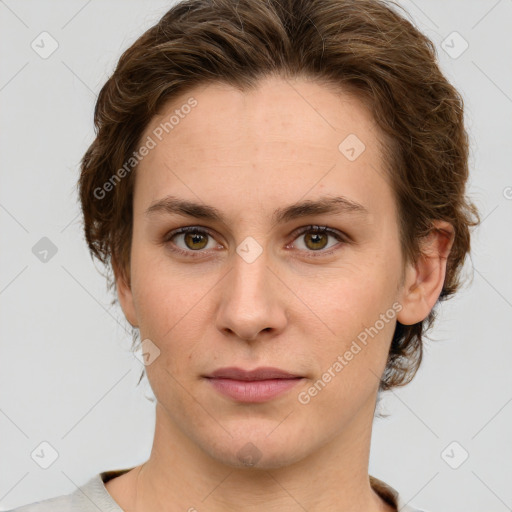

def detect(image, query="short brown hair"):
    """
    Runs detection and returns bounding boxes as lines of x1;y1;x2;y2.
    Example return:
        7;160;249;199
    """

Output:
79;0;480;391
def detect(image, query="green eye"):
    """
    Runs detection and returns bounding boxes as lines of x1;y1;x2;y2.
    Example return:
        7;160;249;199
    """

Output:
165;227;217;257
289;225;346;257
164;224;347;259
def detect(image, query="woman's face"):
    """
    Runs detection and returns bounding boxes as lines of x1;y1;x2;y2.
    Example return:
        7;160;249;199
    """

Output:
118;76;408;469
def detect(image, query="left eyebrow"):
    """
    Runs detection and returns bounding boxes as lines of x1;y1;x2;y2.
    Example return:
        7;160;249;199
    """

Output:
145;194;370;227
271;196;369;227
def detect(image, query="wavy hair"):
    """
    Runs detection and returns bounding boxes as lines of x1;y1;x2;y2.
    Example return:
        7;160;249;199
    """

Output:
79;0;480;391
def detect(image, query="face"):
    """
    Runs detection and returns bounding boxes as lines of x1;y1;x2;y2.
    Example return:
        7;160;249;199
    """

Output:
117;75;413;469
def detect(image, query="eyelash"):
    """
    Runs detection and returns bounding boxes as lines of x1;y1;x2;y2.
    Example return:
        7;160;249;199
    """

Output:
163;225;348;259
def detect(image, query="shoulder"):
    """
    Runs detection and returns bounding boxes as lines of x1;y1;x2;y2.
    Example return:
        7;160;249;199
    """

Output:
4;492;76;512
3;471;125;512
370;474;433;512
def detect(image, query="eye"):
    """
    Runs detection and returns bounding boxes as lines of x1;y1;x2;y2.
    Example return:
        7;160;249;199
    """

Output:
164;226;221;258
288;225;346;257
163;225;347;259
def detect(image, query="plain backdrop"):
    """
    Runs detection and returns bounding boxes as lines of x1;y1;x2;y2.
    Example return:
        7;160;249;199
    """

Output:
0;0;511;510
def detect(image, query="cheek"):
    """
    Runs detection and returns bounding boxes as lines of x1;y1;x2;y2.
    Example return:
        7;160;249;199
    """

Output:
320;256;398;320
134;276;206;351
300;275;398;420
130;239;192;326
311;256;400;368
130;250;216;369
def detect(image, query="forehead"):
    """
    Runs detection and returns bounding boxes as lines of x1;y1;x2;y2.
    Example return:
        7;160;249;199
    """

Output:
134;75;393;220
143;75;381;155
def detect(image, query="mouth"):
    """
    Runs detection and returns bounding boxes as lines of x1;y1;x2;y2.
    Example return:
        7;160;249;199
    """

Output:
203;366;304;403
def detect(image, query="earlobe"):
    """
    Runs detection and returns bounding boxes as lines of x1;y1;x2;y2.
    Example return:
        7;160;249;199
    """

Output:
113;259;139;328
397;221;455;326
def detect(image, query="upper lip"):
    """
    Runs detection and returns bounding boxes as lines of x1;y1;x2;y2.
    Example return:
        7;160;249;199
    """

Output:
205;366;301;381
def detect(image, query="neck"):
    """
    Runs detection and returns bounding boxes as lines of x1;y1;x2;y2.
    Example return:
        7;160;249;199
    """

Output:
125;400;394;512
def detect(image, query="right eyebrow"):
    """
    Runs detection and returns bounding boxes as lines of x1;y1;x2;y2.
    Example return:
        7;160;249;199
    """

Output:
145;194;370;228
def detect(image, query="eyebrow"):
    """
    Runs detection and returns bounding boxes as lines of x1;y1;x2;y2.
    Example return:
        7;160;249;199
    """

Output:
145;194;369;227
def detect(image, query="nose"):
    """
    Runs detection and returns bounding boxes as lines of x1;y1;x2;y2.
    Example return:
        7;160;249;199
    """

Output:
215;247;288;342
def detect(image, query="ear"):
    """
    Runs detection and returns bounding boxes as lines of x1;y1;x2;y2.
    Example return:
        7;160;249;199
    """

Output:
113;258;138;328
396;220;455;326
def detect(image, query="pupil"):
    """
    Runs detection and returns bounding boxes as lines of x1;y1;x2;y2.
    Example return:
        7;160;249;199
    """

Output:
307;233;326;250
186;232;207;249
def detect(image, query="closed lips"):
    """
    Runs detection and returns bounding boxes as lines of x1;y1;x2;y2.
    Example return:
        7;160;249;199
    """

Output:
205;366;302;381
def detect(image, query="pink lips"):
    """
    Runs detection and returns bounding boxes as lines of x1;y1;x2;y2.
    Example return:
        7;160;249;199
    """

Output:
204;366;303;403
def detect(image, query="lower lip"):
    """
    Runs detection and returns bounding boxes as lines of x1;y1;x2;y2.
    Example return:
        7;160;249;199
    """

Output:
206;377;303;403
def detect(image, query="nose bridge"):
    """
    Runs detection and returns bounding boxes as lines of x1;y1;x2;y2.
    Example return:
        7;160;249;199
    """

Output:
230;242;272;310
229;230;270;292
216;238;286;340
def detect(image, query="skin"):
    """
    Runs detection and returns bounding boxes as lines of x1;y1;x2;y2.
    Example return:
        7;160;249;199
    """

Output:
106;75;454;511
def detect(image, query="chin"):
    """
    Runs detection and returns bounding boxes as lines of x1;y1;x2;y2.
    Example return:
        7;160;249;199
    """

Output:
201;428;310;470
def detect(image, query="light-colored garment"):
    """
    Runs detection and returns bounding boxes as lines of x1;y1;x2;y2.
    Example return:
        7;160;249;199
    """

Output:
5;468;429;511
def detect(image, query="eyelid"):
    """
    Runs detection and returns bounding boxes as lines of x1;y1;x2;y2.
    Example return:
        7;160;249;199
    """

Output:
163;226;222;258
285;225;348;257
287;224;346;242
163;224;348;258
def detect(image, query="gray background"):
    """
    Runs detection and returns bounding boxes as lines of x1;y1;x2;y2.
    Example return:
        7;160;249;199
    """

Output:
0;0;511;510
